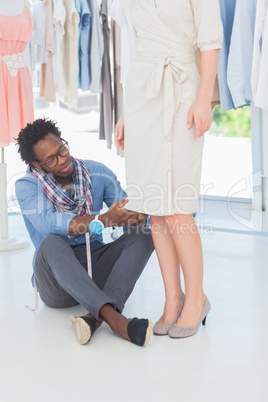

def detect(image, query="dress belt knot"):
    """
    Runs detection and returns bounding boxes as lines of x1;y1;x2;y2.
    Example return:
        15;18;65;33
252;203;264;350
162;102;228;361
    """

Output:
145;57;188;141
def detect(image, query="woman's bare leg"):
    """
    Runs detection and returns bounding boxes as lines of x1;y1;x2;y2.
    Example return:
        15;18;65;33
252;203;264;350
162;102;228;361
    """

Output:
164;214;206;327
150;215;184;323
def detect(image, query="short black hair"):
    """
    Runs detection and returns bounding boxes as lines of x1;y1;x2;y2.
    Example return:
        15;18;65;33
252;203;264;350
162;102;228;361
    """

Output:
16;118;62;165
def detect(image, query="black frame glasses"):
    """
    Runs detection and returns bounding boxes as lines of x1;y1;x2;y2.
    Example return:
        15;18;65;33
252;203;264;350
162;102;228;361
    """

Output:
37;140;70;168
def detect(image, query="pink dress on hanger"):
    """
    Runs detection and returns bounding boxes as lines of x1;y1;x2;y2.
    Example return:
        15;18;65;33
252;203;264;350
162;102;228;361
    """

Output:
0;2;34;148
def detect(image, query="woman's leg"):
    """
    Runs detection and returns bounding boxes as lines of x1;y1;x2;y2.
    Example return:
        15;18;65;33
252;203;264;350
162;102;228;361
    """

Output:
150;215;184;323
164;214;206;327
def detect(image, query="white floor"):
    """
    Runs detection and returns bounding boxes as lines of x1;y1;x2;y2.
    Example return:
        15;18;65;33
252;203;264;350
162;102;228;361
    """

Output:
0;101;265;401
0;214;268;402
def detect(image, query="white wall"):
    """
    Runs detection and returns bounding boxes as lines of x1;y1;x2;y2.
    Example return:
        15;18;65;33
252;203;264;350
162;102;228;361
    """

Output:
261;109;268;231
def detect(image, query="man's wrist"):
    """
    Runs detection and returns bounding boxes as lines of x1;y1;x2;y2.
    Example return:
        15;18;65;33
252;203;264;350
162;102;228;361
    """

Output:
98;213;107;228
89;214;105;234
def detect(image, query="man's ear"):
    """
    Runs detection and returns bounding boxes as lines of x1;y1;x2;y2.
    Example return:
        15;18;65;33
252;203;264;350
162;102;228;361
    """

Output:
31;161;42;171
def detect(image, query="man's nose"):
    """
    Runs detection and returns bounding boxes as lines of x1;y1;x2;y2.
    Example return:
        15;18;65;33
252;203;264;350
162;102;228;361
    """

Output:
58;155;68;165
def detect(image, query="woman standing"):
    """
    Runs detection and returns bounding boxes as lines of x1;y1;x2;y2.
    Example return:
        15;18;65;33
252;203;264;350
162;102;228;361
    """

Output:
115;0;223;338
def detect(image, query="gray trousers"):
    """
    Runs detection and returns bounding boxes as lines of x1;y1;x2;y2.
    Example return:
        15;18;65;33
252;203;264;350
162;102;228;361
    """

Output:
34;227;154;320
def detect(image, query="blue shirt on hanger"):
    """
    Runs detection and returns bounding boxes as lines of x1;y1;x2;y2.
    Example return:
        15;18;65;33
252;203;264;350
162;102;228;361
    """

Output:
217;0;236;111
78;0;92;90
227;0;257;109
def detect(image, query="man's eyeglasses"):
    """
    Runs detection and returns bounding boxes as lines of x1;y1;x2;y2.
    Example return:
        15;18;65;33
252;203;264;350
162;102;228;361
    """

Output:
37;140;70;168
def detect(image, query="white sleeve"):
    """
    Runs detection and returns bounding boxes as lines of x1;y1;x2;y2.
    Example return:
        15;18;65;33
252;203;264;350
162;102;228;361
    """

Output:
190;0;223;52
255;4;268;109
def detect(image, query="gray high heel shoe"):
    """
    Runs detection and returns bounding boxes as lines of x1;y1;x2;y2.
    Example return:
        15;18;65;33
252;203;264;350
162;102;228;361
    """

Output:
168;297;211;338
153;293;185;336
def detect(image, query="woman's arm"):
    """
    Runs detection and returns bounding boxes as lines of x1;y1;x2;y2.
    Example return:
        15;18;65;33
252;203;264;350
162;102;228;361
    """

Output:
188;49;220;141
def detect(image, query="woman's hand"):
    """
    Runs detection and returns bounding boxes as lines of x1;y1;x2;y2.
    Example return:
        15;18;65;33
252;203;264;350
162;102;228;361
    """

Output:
188;49;220;141
115;116;125;150
187;97;212;141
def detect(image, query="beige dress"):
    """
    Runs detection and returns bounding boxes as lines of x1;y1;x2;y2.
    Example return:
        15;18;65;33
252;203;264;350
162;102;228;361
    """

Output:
63;0;79;106
124;0;223;215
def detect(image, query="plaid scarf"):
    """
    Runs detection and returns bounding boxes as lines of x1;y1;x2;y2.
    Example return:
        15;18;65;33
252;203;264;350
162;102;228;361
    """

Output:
28;157;92;216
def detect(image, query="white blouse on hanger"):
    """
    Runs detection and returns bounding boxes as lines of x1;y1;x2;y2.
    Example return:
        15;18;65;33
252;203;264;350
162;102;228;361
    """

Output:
110;0;134;84
120;0;137;52
33;0;47;64
52;0;66;96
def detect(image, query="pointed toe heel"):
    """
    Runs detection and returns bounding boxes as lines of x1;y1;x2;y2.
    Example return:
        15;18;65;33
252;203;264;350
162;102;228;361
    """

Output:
168;298;211;339
153;293;185;336
153;321;174;336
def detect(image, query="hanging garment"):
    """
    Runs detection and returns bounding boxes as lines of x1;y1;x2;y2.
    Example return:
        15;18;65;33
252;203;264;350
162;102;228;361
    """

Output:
63;0;80;106
88;0;104;93
124;0;223;215
99;0;113;149
52;0;67;96
112;19;124;157
23;1;35;76
0;1;34;148
110;0;134;84
121;0;137;52
24;40;35;81
217;0;236;111
78;0;91;90
40;0;56;103
254;1;268;109
252;0;268;102
227;0;257;109
111;20;123;124
33;0;47;65
75;0;81;13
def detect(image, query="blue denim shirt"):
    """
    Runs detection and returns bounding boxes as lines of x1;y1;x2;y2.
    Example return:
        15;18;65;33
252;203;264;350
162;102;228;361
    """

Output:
226;0;257;109
15;160;128;257
217;0;236;111
78;0;91;90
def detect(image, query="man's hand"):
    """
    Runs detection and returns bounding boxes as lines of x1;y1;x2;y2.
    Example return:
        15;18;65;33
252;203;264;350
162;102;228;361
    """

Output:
100;199;148;227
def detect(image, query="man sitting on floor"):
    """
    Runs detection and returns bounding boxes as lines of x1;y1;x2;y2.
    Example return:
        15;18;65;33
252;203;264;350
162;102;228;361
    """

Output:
15;118;154;347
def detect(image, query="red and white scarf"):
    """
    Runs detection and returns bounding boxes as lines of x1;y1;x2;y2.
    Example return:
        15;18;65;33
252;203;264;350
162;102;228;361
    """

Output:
28;157;93;216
